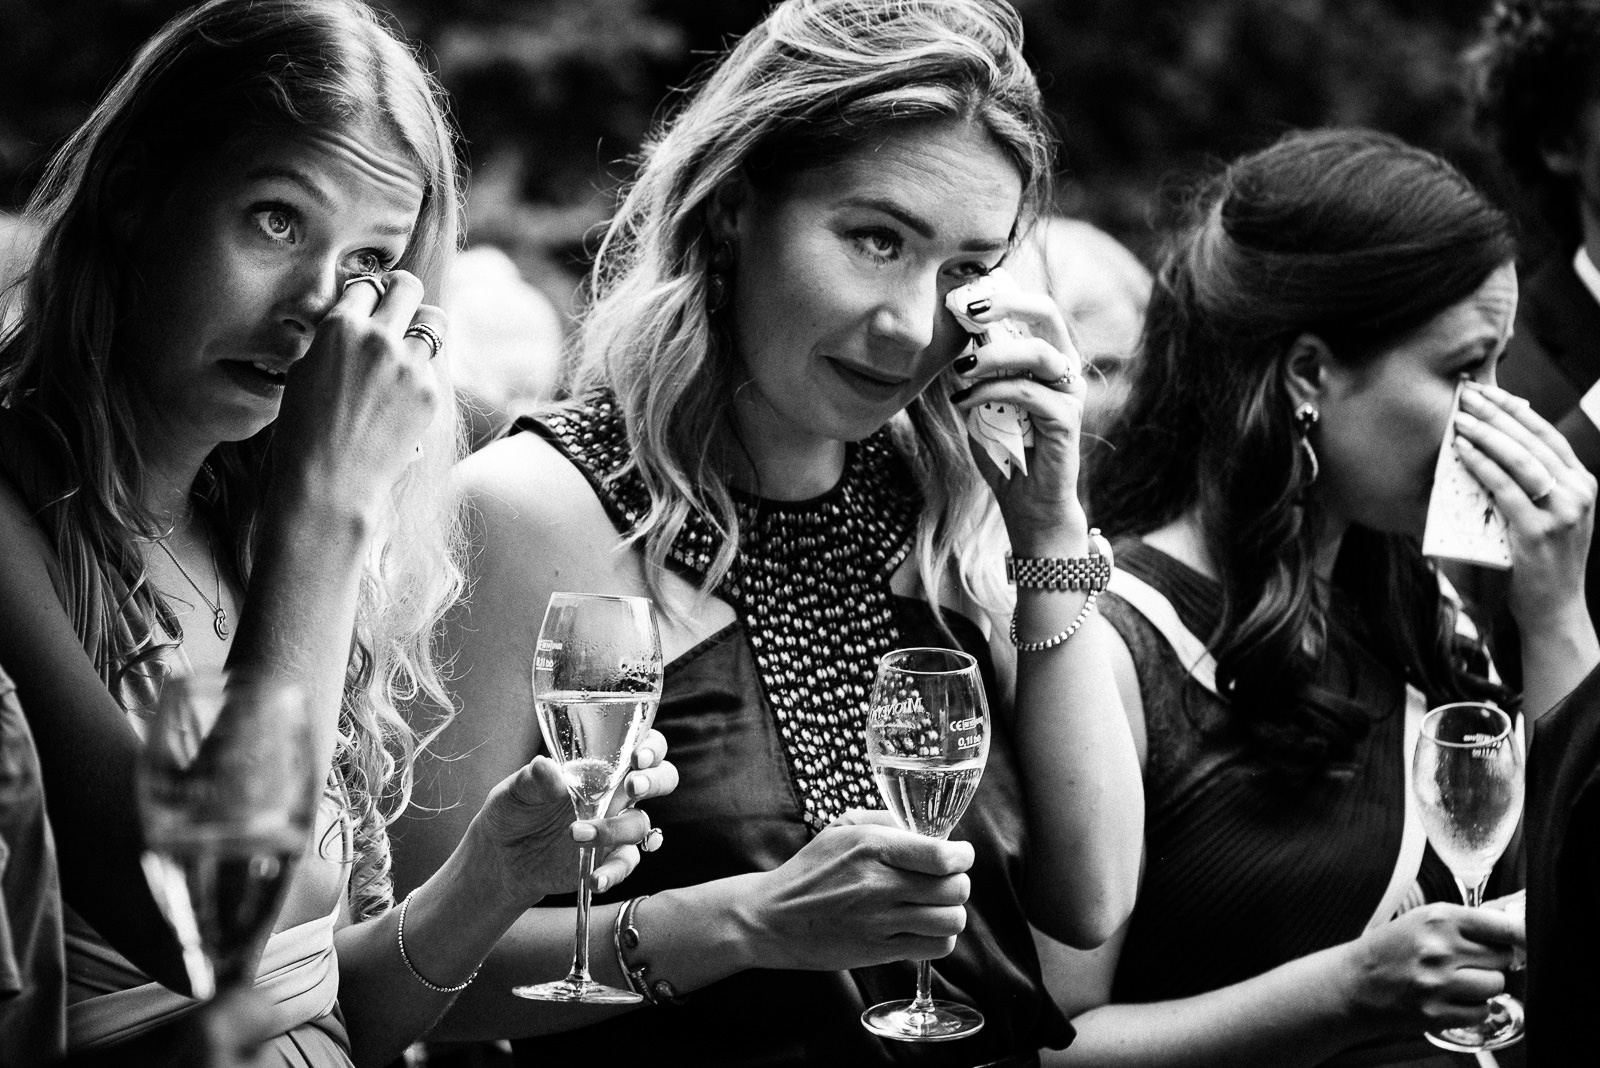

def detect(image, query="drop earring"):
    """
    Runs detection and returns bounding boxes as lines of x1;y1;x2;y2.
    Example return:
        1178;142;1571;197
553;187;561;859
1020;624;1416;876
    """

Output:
706;240;735;313
1294;402;1320;485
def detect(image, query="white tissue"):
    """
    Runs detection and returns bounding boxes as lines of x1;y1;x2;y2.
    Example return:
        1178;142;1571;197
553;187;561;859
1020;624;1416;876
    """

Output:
946;269;1033;479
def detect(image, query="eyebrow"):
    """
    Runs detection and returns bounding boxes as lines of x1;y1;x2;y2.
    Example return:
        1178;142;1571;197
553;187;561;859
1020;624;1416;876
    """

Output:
840;196;1009;253
245;165;416;237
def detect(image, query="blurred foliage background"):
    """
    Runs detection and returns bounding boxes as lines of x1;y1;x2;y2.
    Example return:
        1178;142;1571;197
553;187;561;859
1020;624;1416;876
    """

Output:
0;0;1535;313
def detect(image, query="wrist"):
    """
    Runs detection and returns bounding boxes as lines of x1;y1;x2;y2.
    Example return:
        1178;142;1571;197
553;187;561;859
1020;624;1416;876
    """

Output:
262;472;380;548
1007;507;1091;558
717;874;769;974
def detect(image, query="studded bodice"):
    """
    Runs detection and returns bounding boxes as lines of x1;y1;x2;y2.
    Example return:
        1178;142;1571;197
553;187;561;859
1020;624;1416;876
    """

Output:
534;394;920;831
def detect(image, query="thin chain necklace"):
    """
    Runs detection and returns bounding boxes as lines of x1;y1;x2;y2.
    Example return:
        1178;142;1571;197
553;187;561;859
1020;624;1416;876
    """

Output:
154;528;230;640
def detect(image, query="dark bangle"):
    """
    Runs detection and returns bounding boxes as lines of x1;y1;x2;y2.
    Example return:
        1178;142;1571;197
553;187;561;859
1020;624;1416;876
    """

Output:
613;895;686;1006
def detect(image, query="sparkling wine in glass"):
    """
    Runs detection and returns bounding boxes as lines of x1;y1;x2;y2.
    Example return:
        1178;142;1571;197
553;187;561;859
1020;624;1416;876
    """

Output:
513;592;662;1004
1412;701;1525;1052
860;647;991;1042
136;672;322;1000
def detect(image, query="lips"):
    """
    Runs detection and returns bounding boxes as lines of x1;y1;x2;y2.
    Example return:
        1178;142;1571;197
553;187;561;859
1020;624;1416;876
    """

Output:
219;356;295;397
827;357;910;401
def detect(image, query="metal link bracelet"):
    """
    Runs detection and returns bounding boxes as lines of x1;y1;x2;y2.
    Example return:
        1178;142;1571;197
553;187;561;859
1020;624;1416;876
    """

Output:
1009;590;1099;652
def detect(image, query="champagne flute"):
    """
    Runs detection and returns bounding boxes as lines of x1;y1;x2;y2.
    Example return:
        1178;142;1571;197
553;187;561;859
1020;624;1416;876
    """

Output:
1411;701;1525;1052
860;647;991;1042
136;671;322;1000
513;592;663;1003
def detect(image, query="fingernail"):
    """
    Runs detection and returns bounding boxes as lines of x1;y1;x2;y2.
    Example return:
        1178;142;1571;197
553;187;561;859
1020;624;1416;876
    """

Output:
1456;410;1480;428
594;873;611;894
627;773;646;797
1460;388;1487;410
572;822;597;843
966;298;992;317
949;385;974;405
635;746;657;768
953;353;978;373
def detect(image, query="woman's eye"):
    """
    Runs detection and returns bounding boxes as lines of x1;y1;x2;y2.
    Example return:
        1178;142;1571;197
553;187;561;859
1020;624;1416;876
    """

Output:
852;229;901;262
251;207;296;244
352;250;390;275
951;261;992;281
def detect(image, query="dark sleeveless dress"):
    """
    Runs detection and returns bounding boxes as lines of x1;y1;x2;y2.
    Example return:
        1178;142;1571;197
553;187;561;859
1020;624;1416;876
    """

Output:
1103;542;1520;1067
509;397;1071;1067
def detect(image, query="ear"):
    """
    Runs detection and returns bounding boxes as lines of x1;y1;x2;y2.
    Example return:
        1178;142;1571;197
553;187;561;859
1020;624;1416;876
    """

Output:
1282;332;1333;410
104;141;153;244
704;174;750;244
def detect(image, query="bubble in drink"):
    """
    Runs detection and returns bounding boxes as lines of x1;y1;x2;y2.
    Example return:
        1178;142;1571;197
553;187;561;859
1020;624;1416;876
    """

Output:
870;755;984;839
1414;774;1523;886
535;691;656;814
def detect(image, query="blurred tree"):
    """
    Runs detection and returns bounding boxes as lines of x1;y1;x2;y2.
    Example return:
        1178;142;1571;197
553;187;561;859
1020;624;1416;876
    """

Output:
0;0;1531;301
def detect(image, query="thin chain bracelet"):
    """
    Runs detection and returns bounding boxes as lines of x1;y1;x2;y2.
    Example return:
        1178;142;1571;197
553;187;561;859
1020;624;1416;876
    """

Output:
396;887;480;994
1009;590;1099;652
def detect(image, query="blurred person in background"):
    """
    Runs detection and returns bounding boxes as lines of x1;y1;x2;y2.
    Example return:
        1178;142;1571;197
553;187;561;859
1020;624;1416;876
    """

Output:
1472;0;1600;628
445;244;565;451
0;1;672;1064
1042;127;1596;1067
392;0;1144;1063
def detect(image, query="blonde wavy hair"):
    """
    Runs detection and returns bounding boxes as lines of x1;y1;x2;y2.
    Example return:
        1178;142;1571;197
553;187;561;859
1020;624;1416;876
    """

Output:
575;0;1054;625
0;0;465;918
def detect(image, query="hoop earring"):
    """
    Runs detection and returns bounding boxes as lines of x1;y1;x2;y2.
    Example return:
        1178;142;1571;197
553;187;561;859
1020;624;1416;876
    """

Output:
706;240;735;313
1294;402;1320;485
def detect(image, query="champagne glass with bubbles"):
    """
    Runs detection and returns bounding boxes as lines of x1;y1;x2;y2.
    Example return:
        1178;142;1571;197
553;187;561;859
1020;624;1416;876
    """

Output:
137;671;322;1000
514;592;662;1003
860;647;991;1042
1412;701;1525;1053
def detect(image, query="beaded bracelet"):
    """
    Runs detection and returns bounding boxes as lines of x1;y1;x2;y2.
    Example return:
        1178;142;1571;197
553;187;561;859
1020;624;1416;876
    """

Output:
613;895;685;1006
1009;590;1099;652
396;888;480;994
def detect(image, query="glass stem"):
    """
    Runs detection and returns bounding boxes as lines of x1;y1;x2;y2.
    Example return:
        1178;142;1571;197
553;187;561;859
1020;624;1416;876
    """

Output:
567;845;598;984
909;959;936;1013
1457;874;1488;909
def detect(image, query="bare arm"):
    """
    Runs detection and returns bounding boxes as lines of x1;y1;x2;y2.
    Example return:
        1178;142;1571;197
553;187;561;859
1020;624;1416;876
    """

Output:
388;433;978;1041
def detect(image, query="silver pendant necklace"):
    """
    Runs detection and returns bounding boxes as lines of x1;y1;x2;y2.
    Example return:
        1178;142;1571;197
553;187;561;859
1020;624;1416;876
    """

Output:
154;528;230;640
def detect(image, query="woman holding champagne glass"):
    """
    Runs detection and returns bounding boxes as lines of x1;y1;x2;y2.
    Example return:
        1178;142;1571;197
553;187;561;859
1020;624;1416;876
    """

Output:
1039;128;1598;1066
0;1;673;1064
393;0;1143;1062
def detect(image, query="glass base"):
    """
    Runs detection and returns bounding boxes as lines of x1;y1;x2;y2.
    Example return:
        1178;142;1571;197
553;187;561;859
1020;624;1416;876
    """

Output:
861;998;984;1042
512;977;642;1004
1424;995;1525;1052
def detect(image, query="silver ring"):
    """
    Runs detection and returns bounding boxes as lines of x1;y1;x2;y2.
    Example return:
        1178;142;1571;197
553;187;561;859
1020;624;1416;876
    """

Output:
640;827;664;854
403;321;443;361
1040;366;1077;391
342;273;386;298
1529;483;1555;505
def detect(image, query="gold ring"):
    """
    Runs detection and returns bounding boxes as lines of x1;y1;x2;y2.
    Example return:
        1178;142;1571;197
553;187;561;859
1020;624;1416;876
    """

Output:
403;321;443;360
641;827;664;853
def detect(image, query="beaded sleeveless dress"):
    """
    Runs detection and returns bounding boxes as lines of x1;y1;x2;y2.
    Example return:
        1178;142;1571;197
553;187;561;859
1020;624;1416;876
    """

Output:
1102;542;1520;1068
511;395;1071;1067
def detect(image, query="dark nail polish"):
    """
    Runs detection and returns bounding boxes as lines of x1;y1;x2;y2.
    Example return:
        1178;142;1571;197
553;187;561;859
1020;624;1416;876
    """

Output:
949;385;974;404
966;298;992;317
954;353;978;373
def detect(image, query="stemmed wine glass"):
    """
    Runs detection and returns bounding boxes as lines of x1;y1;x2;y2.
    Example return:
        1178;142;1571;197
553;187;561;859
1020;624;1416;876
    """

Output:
860;647;991;1042
136;671;323;1000
1411;701;1525;1052
513;592;663;1003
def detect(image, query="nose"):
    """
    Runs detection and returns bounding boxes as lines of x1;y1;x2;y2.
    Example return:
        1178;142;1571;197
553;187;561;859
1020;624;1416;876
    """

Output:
867;270;939;357
280;254;347;335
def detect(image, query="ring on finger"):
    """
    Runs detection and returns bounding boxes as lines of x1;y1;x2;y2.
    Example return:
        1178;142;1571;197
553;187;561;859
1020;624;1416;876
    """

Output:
1038;366;1077;391
403;321;444;361
343;273;386;298
641;827;664;854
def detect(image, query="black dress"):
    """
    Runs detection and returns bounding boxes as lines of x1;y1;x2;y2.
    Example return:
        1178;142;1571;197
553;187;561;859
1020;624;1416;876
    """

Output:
1102;542;1519;1067
509;396;1071;1067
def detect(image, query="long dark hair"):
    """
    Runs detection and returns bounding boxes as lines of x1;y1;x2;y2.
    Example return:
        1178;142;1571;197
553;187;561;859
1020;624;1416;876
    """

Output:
1093;128;1514;784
